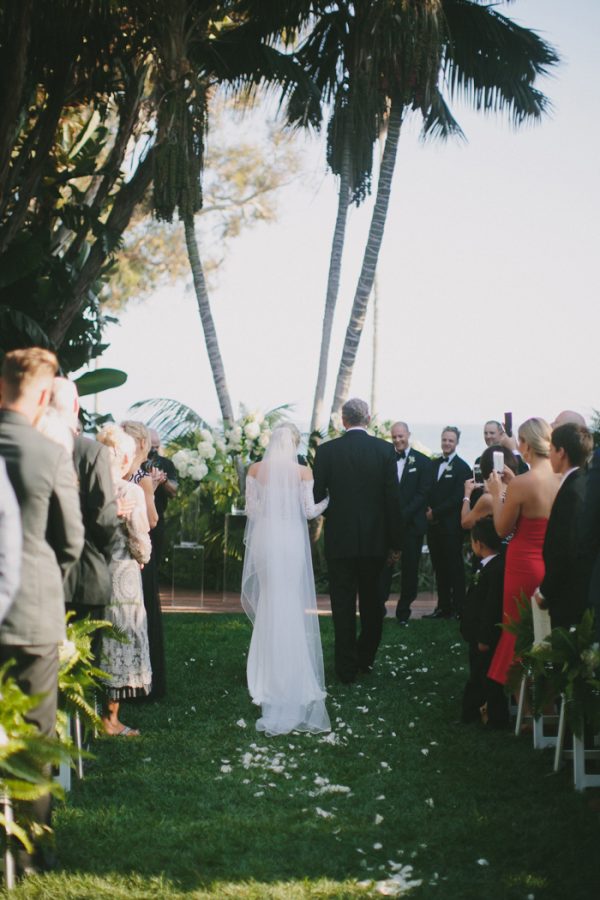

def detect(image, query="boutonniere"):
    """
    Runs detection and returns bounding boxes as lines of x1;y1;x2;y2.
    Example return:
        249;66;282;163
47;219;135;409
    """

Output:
472;571;480;586
408;455;415;466
445;464;453;473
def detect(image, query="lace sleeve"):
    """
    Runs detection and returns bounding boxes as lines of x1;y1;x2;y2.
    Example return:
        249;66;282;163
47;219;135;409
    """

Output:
125;484;152;565
301;480;329;520
245;475;260;518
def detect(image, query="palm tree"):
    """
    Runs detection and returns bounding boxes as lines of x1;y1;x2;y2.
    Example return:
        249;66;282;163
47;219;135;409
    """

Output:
290;0;452;433
328;0;559;419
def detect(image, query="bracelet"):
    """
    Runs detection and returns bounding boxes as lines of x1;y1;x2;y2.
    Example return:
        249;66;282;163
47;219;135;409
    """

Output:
462;497;470;503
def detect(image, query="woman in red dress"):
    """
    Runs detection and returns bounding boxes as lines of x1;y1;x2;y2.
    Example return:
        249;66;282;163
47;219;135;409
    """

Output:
486;418;560;686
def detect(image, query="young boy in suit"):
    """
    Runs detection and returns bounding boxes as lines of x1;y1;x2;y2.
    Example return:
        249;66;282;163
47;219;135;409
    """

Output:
460;517;508;728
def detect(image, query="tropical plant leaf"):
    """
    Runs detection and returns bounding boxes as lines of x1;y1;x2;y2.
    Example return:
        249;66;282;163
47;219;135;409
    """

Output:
74;367;127;396
128;398;210;441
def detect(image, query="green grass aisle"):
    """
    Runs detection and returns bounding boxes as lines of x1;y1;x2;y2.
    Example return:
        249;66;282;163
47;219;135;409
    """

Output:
5;615;599;899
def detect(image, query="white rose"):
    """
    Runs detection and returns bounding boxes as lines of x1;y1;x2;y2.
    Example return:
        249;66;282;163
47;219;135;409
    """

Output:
189;462;208;481
59;639;77;665
199;428;213;443
258;431;270;449
244;421;260;440
197;441;216;460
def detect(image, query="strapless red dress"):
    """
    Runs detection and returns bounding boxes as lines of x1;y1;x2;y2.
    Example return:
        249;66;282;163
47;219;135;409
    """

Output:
488;516;548;686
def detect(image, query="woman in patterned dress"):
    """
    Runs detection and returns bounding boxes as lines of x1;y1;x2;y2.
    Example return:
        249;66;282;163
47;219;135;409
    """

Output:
96;424;152;736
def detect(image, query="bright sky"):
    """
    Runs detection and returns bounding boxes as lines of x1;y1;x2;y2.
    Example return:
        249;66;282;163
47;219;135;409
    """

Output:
95;0;600;437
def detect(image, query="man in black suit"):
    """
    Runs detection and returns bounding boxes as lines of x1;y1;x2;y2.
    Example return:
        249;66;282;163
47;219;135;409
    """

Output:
534;423;592;629
379;421;433;625
148;428;178;566
424;426;472;619
0;349;84;873
313;398;401;683
580;445;600;642
50;378;121;653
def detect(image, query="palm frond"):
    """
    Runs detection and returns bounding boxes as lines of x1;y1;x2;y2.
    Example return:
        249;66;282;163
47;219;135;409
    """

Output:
127;398;209;441
441;0;560;126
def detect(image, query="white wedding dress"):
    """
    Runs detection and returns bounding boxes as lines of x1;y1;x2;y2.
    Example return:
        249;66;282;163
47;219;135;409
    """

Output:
242;428;331;736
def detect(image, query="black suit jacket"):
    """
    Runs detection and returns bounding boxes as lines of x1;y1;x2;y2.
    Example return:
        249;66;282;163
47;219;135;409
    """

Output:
460;553;504;648
540;468;587;629
579;448;600;637
397;448;433;535
313;429;401;558
64;435;120;608
428;454;472;534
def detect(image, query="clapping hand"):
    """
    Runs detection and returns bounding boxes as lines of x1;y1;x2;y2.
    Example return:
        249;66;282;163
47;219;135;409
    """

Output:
150;467;167;490
117;494;135;519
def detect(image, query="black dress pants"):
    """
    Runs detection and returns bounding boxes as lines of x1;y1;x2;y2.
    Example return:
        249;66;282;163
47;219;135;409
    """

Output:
328;556;385;682
427;527;466;615
461;643;509;728
0;643;58;862
379;530;424;619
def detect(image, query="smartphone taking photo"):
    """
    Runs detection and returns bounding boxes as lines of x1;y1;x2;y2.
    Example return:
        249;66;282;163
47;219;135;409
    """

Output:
493;451;505;474
503;411;513;438
473;463;484;484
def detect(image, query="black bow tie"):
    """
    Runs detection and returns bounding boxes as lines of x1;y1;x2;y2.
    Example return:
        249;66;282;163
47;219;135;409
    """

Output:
396;450;406;460
441;455;451;463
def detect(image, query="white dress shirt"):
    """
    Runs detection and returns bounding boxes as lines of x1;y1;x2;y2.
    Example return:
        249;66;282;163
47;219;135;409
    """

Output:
437;450;456;481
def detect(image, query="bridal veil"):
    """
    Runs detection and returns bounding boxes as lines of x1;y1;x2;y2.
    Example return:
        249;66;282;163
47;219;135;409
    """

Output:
241;424;330;735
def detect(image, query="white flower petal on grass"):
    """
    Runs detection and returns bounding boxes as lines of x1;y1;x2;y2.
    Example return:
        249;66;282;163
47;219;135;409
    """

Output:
220;764;232;774
375;814;384;825
476;858;489;866
408;722;415;729
425;798;435;808
373;842;383;850
236;718;247;728
254;791;264;797
315;807;334;818
380;761;391;770
421;749;429;756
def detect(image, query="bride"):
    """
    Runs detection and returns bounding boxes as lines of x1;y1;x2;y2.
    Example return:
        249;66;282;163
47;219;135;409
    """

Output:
241;423;331;736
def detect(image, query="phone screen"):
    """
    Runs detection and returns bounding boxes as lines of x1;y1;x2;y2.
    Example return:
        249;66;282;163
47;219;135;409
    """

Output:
504;411;513;438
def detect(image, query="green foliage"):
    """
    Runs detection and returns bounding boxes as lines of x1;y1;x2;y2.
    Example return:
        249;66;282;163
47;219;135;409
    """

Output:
0;663;71;852
58;615;128;738
504;599;600;740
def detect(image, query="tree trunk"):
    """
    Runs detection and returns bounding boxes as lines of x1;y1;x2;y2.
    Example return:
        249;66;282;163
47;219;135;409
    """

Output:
0;0;33;206
48;150;155;347
370;274;379;417
183;215;234;426
309;141;351;436
330;101;402;422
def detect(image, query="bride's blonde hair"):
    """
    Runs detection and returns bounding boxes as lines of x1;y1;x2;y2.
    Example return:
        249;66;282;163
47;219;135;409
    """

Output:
272;423;301;447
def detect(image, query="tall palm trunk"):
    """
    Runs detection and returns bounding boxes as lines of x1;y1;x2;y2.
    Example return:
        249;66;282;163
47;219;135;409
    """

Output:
309;141;351;436
370;274;379;417
183;215;234;426
330;101;402;421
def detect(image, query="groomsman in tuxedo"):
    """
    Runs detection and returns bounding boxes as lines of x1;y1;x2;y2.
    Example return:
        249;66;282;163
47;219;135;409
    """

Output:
424;426;472;619
0;349;84;873
534;423;592;628
379;421;433;624
313;398;401;683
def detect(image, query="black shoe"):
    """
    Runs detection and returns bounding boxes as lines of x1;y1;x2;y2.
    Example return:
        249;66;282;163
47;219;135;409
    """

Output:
396;617;409;627
422;609;452;620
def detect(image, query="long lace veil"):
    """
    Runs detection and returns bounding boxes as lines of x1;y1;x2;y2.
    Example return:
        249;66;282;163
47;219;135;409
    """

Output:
241;424;329;735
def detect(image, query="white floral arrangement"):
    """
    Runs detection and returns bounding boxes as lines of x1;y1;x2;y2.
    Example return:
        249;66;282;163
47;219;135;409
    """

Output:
171;407;277;484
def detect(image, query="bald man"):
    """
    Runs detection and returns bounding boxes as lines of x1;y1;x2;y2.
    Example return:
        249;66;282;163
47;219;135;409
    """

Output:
551;410;587;429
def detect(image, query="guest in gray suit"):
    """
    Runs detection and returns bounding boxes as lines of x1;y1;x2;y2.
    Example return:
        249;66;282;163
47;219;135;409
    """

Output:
0;456;21;624
0;348;84;874
49;378;121;652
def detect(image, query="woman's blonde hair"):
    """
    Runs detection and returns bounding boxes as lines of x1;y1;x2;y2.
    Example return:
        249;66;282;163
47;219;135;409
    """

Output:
518;417;551;458
97;423;136;472
120;420;151;455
